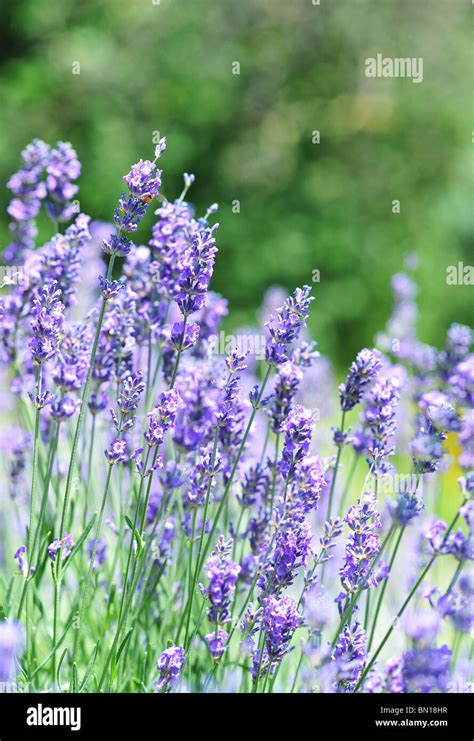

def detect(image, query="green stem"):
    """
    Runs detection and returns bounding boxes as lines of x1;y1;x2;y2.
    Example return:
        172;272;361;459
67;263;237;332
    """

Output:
183;428;220;650
25;363;43;678
326;410;346;523
73;464;114;665
367;525;405;652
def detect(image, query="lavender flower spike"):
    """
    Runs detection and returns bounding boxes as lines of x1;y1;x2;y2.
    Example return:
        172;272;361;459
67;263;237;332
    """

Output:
155;645;185;693
338;349;382;412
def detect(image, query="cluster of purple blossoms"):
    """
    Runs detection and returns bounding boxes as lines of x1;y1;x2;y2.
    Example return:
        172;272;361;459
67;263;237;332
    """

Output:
155;645;185;693
438;323;472;380
4;139;49;262
14;545;28;577
174;224;219;318
333;621;367;692
0;622;24;683
252;594;300;679
338;493;381;603
263;360;302;434
144;389;181;447
449;354;474;406
105;371;146;465
44;141;81;223
109;142;166;253
202;536;241;628
48;533;74;562
278;405;314;481
29;282;65;365
363;376;401;475
387;482;424;527
338;349;382;413
265;285;313;365
259;520;312;593
400;645;452;693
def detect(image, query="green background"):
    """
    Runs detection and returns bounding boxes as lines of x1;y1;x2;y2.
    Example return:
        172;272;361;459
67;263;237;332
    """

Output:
0;0;472;368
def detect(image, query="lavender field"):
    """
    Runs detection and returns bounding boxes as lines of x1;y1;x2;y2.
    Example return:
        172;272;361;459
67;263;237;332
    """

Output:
0;137;471;696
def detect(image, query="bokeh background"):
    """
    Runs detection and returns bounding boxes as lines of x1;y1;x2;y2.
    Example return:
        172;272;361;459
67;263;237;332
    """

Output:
0;0;472;369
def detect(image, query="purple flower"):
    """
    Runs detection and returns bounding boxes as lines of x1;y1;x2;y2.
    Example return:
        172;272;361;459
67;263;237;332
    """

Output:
419;390;461;433
155;644;185;692
48;533;73;561
237;464;269;509
170;321;200;351
259;519;312;592
4;139;49;262
13;546;27;577
364;376;401;474
339;493;381;601
114;154;164;234
387;484;424;526
0;622;24;683
44;141;81;223
88;538;108;569
265;285;314;365
411;415;446;474
202;536;240;625
29;282;65;364
98;276;125;301
104;438;128;465
450;355;474;407
50;396;80;421
145;389;181;447
205;629;229;662
338;349;382;412
253;595;300;679
174;224;219;316
278;405;314;480
401;645;451;693
333;621;367;692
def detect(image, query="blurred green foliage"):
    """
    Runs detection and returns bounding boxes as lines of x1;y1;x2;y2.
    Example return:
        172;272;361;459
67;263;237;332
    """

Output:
0;0;472;368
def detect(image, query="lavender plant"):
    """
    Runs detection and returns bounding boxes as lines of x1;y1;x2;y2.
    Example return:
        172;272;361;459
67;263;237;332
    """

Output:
0;140;472;695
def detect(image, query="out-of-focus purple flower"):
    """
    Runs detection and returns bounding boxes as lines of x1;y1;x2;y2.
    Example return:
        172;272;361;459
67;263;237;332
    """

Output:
13;546;27;577
411;415;446;475
419;390;461;433
450;355;474;407
333;621;367;693
0;622;24;683
44;141;80;223
265;286;313;365
318;518;343;563
88;538;107;569
185;446;222;507
48;533;73;561
155;644;185;692
438;323;472;380
387;481;424;527
4;139;49;262
338;349;382;412
402;609;440;646
459;410;474;472
238;464;269;509
50;396;80;421
401;645;451;693
170;321;200;351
